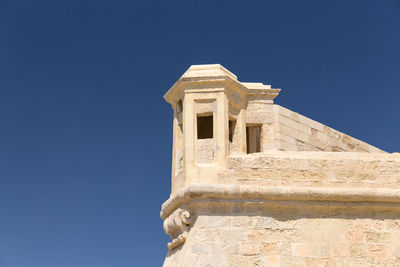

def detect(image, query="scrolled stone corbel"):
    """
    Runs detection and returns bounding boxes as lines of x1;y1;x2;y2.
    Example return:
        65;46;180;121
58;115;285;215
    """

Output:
163;208;193;250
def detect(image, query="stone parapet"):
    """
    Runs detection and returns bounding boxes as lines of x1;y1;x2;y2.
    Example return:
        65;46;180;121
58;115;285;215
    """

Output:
220;151;400;189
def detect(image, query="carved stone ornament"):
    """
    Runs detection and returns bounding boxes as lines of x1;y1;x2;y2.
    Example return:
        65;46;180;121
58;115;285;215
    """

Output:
163;208;193;250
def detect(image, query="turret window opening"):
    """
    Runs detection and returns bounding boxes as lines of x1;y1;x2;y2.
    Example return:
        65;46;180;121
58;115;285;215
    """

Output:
197;115;213;139
246;125;261;153
229;120;236;143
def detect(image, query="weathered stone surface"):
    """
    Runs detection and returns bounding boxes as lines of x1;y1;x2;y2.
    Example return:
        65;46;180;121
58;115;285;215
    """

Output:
163;200;400;266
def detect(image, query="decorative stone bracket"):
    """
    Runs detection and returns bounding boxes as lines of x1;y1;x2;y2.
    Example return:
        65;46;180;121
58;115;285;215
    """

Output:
163;208;193;250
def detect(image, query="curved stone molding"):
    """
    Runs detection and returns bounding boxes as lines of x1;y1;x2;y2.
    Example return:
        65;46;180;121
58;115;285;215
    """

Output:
163;208;193;250
160;183;400;220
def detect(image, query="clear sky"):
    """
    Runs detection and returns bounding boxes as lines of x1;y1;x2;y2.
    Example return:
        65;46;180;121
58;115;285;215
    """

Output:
0;0;399;266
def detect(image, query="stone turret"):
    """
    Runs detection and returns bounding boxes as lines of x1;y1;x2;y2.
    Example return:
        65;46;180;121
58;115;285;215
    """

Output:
164;64;280;193
161;65;400;266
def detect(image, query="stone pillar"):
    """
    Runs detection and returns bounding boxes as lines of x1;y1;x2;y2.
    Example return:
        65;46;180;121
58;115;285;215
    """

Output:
215;92;230;164
235;108;247;154
182;93;195;186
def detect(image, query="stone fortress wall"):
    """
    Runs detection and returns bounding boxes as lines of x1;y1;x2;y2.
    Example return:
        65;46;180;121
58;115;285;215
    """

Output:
161;64;400;267
245;99;382;153
164;191;400;267
272;105;382;153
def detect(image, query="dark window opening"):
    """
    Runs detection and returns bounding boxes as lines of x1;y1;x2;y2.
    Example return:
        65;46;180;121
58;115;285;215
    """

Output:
229;120;236;142
176;100;183;113
197;116;213;139
246;126;261;153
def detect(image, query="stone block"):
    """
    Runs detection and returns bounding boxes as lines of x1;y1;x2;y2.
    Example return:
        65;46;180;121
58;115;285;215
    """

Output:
240;243;260;256
291;243;307;257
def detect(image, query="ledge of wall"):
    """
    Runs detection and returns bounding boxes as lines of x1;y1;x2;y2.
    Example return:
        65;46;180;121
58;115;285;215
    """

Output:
160;183;400;220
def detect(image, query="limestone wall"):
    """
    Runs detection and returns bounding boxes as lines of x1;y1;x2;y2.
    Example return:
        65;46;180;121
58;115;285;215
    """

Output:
242;103;383;153
164;200;400;267
162;152;400;267
273;105;383;153
220;152;400;189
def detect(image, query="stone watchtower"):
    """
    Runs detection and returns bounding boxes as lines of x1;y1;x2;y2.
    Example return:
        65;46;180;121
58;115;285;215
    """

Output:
161;64;400;266
163;64;280;194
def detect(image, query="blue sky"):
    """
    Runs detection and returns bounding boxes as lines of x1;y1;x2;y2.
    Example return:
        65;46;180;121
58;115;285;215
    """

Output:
0;0;399;266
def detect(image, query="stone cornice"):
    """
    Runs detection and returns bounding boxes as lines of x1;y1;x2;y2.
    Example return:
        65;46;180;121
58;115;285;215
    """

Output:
163;76;247;105
163;64;281;106
160;183;400;220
